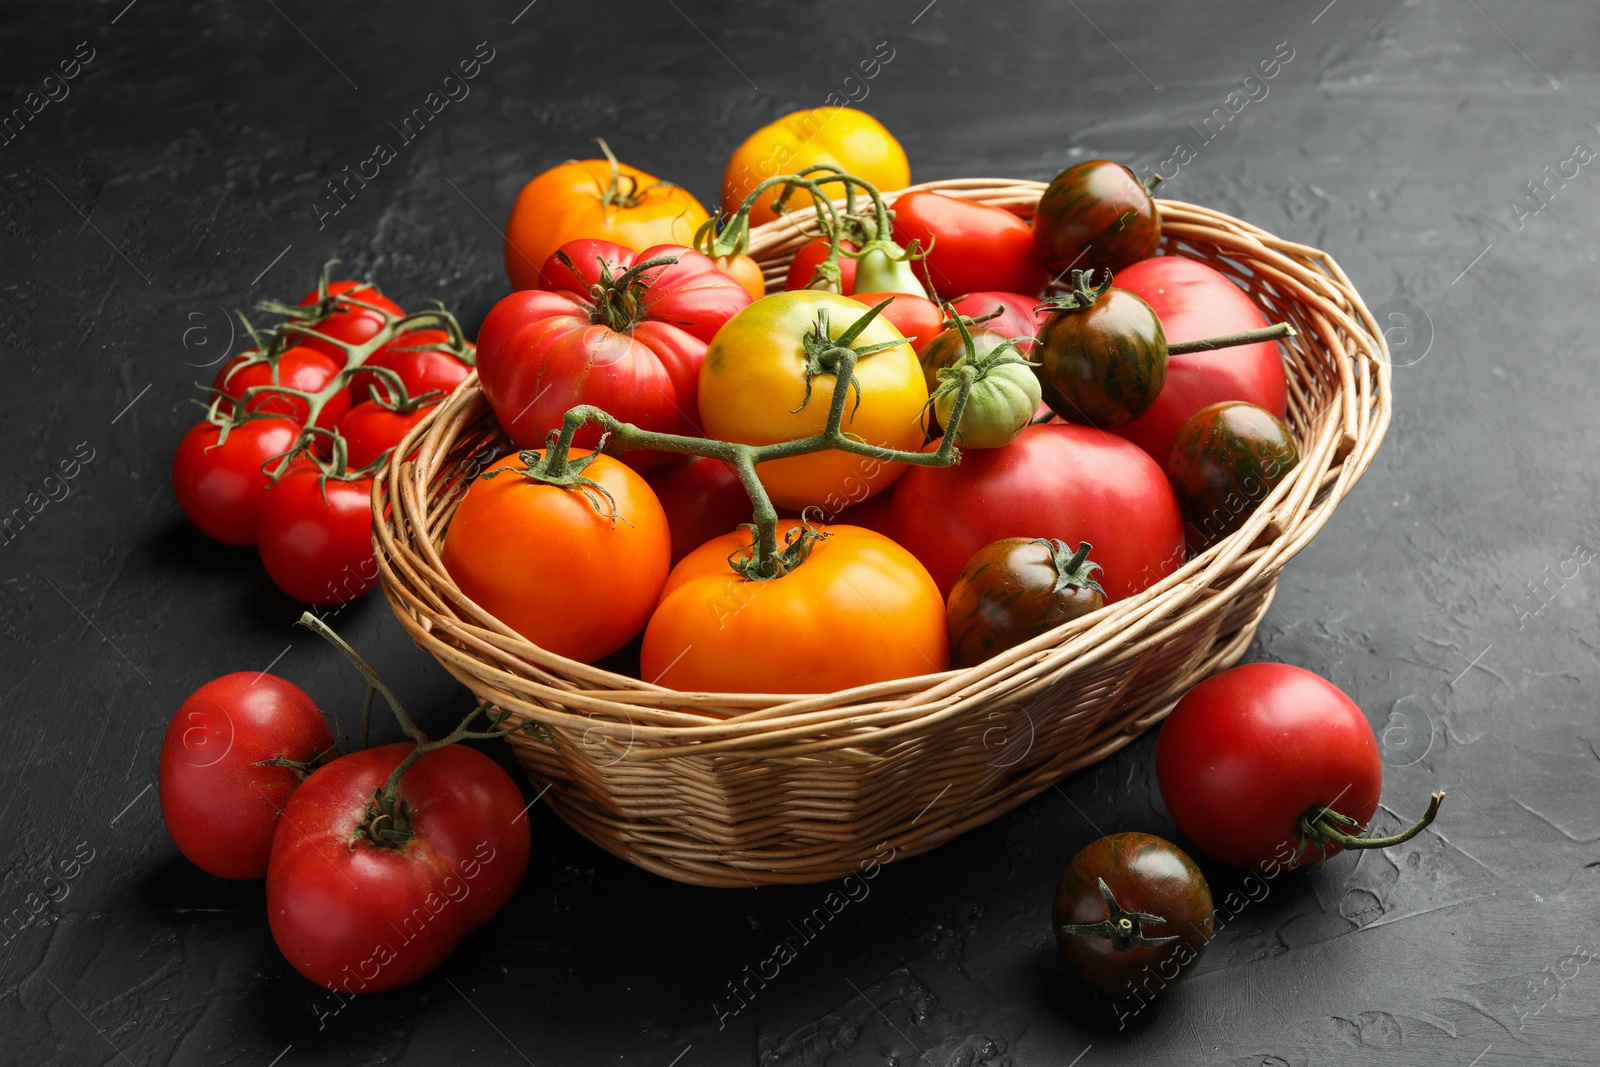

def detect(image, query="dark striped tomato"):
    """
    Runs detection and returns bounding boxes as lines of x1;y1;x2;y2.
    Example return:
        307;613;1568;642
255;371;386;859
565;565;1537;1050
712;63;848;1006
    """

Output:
1032;160;1160;277
1034;274;1167;428
1168;401;1299;549
946;538;1105;667
1053;832;1213;999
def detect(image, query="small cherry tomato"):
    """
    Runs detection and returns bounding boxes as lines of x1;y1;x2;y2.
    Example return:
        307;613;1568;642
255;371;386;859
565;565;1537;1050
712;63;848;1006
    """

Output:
159;672;334;880
852;291;942;351
267;742;531;994
256;465;379;606
784;237;858;293
1157;664;1443;871
348;328;472;405
1035;271;1167;428
714;253;767;300
1053;832;1213;999
214;346;350;430
337;399;435;471
724;107;909;227
890;190;1046;299
292;280;405;364
644;455;754;566
1033;160;1160;277
641;521;948;693
946;539;1104;667
1168;401;1299;549
441;450;671;663
171;417;303;546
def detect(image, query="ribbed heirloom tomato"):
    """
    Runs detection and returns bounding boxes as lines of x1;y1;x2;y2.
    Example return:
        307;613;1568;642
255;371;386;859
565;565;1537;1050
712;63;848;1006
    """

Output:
504;149;709;291
441;450;670;663
641;521;948;693
723;107;909;227
698;291;927;511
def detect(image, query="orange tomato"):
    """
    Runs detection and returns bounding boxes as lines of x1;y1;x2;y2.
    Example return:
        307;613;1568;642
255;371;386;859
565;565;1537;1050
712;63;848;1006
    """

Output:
697;291;928;512
722;108;910;227
504;150;709;291
441;450;670;663
714;253;767;300
641;521;948;693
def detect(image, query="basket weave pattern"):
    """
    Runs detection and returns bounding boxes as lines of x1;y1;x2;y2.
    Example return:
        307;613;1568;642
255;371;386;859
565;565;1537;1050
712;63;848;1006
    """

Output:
373;179;1392;887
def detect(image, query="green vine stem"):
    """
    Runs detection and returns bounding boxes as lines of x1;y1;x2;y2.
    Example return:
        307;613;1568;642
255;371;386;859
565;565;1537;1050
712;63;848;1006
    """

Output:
1294;791;1446;865
504;297;983;580
1040;268;1297;353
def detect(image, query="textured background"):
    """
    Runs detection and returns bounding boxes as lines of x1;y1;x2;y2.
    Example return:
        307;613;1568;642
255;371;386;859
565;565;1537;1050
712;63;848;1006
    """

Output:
1;1;1596;1064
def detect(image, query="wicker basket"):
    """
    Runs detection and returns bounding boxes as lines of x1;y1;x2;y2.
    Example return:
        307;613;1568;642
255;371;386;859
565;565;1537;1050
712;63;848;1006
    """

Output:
372;178;1392;887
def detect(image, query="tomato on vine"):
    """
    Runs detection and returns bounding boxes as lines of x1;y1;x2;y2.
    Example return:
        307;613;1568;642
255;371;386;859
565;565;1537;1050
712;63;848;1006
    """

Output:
213;345;350;430
287;280;405;365
348;327;472;405
785;237;858;293
337;397;435;470
1053;832;1213;999
256;458;379;605
946;539;1104;667
171;416;303;546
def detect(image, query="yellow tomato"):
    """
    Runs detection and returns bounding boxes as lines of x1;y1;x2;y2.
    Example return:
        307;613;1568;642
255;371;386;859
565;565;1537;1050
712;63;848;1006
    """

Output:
698;291;927;512
722;108;910;227
504;152;709;291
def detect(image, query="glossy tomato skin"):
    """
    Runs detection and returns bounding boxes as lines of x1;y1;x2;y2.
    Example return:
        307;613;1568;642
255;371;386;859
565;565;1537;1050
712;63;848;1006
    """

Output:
1035;288;1167;428
698;291;927;511
1156;663;1382;871
852;291;942;351
266;743;531;994
477;240;750;469
946;538;1104;667
1168;401;1299;549
724;108;909;227
172;417;303;546
337;400;434;471
293;281;404;365
641;521;947;693
214;346;349;429
349;329;472;405
715;253;767;300
256;466;378;605
1033;160;1160;276
891;191;1046;299
1053;832;1213;999
441;451;670;663
159;673;333;880
918;326;1012;393
784;237;858;293
1111;256;1288;465
505;157;708;291
883;423;1186;602
644;455;753;566
947;291;1047;350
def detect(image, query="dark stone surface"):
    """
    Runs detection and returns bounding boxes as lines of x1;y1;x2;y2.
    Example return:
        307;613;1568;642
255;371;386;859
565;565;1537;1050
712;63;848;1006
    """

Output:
1;0;1594;1063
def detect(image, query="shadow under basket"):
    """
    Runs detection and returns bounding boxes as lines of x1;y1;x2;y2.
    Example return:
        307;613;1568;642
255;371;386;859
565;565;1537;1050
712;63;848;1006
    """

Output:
372;179;1393;887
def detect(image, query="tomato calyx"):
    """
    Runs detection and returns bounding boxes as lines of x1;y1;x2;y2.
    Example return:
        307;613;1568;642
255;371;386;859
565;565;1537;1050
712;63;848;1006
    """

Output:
727;514;830;582
1058;876;1180;952
481;438;627;527
794;299;904;415
557;249;683;334
939;304;1007;331
923;310;1038;445
583;137;676;213
1036;539;1106;598
1292;790;1446;866
1037;268;1116;315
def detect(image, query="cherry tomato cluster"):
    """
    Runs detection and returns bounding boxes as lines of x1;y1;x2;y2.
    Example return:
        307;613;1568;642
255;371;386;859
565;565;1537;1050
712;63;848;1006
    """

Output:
157;615;535;995
171;273;473;605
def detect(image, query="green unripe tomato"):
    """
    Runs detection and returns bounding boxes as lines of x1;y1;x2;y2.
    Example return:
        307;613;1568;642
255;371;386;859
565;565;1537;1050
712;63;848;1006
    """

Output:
934;355;1041;449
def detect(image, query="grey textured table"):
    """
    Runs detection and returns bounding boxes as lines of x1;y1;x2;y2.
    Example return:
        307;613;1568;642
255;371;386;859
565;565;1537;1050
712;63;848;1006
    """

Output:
1;1;1594;1064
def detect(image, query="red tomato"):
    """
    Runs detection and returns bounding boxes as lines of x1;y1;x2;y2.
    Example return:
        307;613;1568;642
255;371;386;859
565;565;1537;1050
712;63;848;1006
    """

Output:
159;672;333;880
1110;256;1288;465
267;743;531;994
851;291;942;351
945;291;1047;354
475;239;752;469
1156;663;1383;871
784;237;858;293
172;417;302;546
349;329;472;404
256;465;378;605
213;346;350;430
882;423;1185;602
293;280;405;364
337;399;435;470
644;455;753;565
890;191;1046;300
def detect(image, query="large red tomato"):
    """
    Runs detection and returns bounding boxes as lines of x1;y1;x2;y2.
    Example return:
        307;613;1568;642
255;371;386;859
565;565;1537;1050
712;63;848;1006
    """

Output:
267;743;531;994
1110;256;1288;465
475;239;752;469
1156;663;1383;871
784;237;858;293
890;191;1046;300
882;423;1185;602
159;673;333;880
